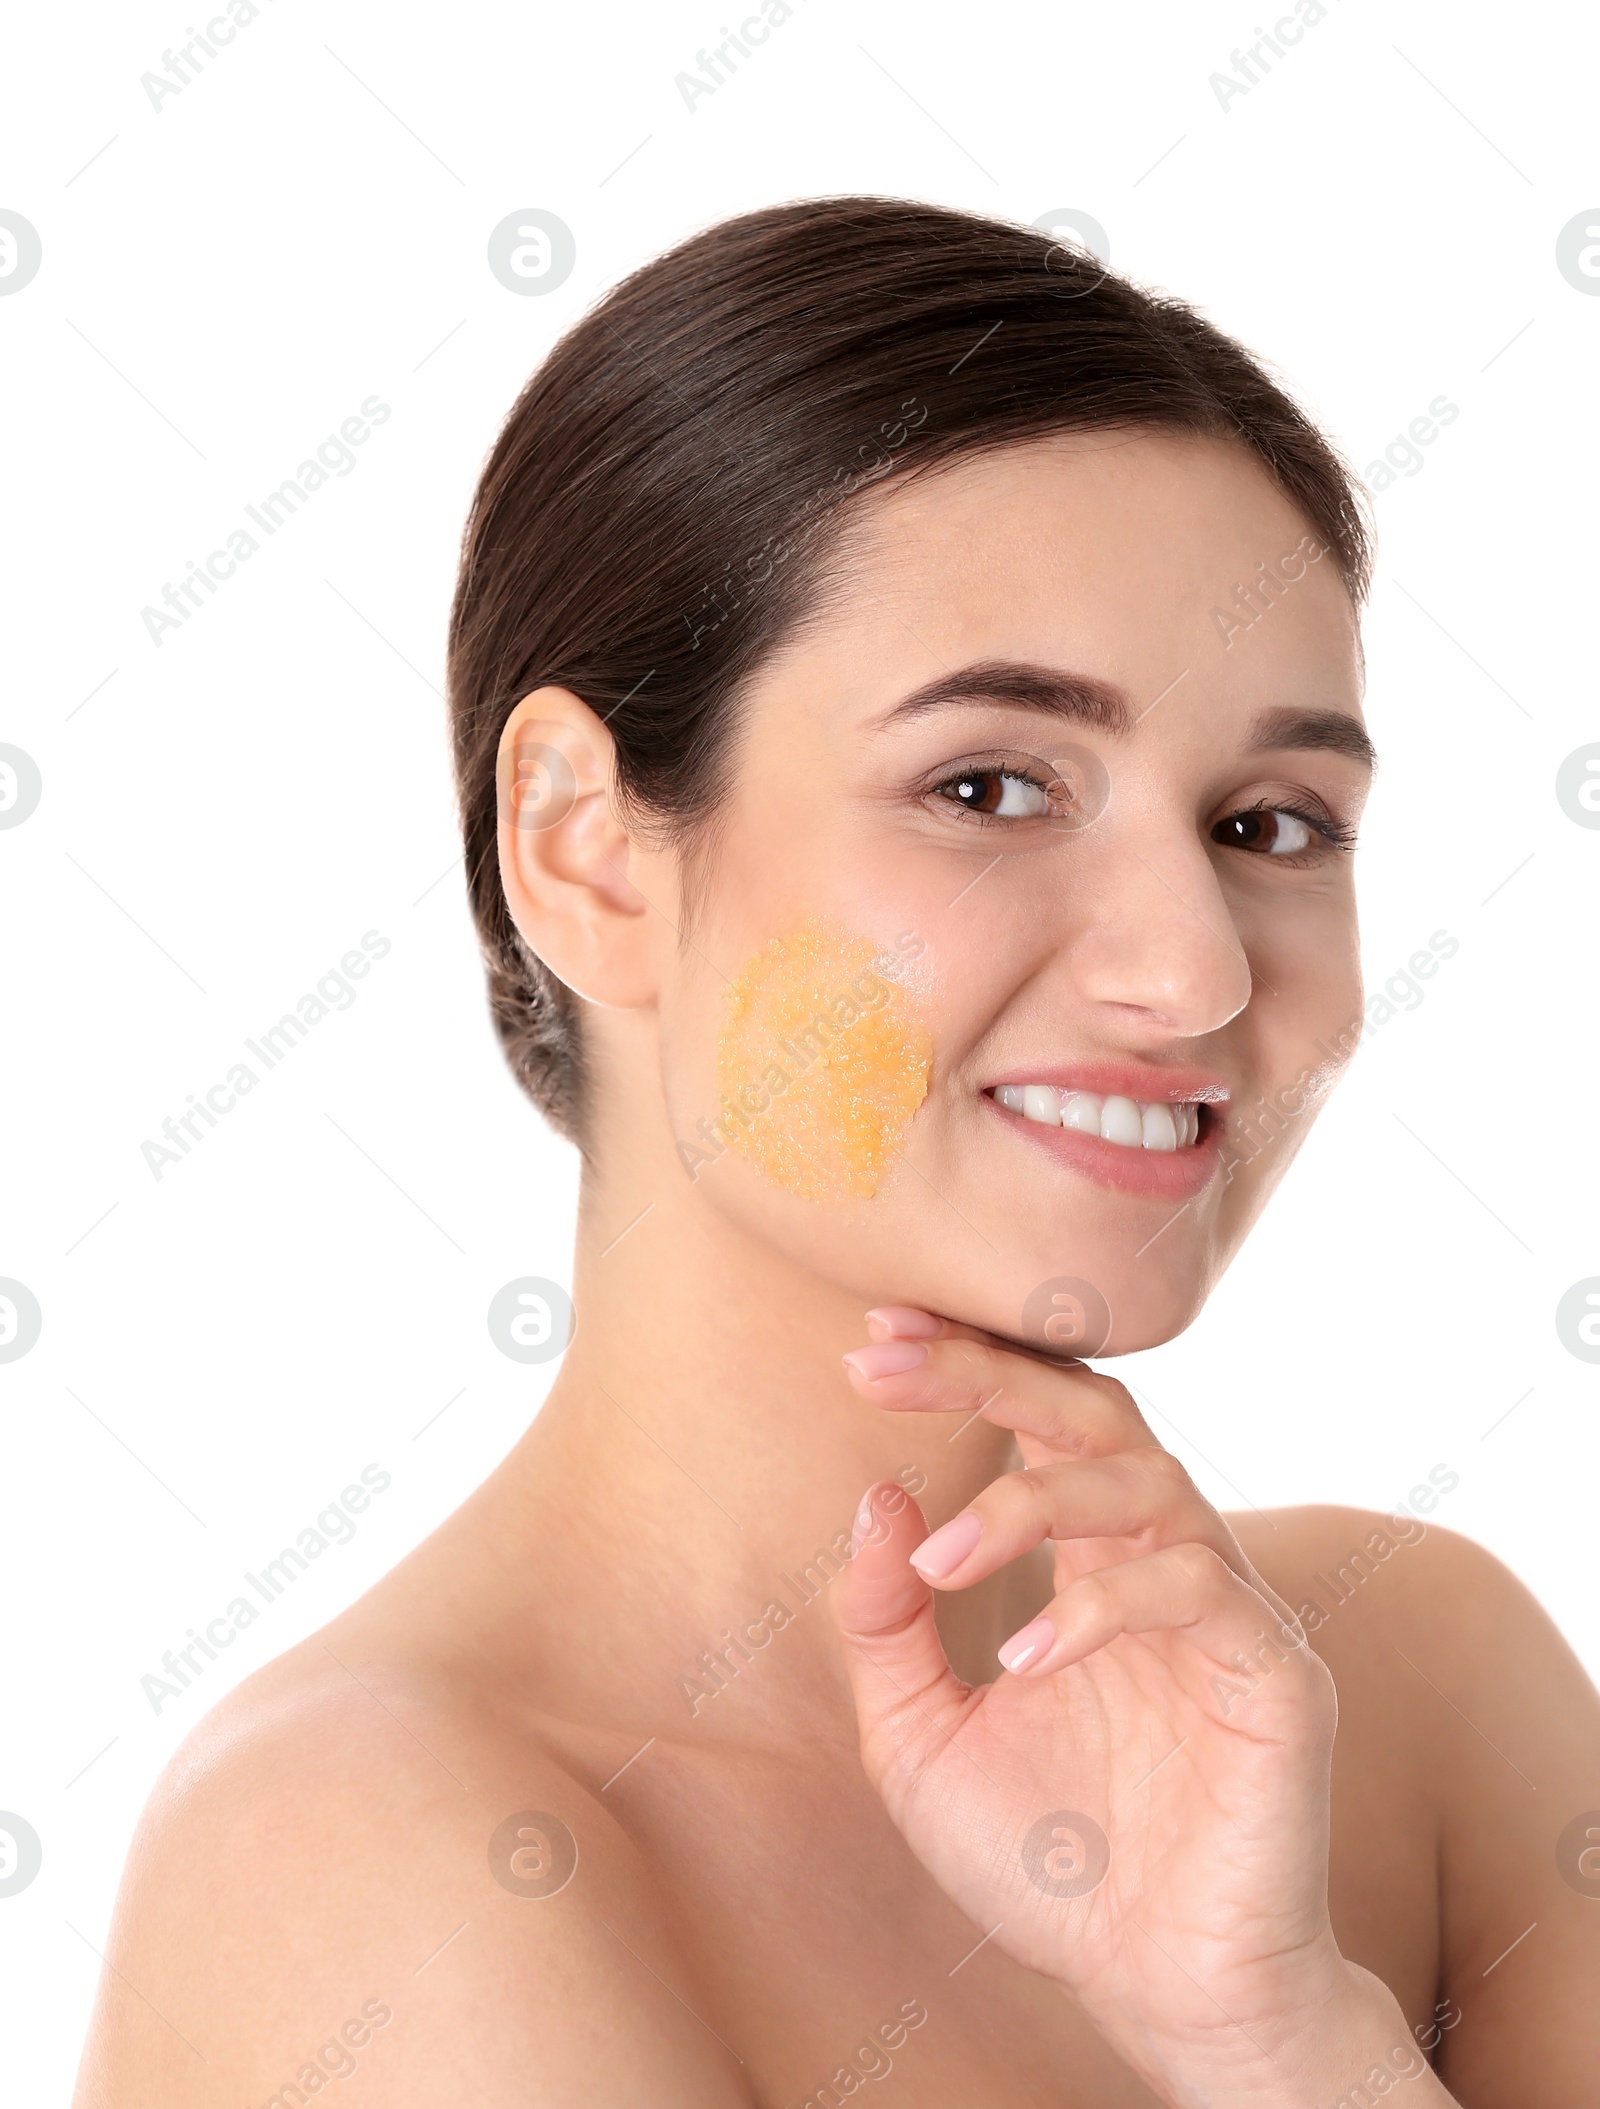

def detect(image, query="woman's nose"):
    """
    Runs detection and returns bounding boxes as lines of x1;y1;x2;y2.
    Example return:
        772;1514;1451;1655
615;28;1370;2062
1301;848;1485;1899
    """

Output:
1063;834;1254;1040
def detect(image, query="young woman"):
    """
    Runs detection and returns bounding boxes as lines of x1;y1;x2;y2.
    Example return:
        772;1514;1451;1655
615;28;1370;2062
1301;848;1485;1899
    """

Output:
76;198;1600;2107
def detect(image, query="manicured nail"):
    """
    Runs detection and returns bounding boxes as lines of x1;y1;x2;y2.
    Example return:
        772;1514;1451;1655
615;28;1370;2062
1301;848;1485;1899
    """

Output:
865;1305;943;1341
842;1341;929;1381
909;1510;982;1579
850;1488;878;1553
998;1616;1056;1674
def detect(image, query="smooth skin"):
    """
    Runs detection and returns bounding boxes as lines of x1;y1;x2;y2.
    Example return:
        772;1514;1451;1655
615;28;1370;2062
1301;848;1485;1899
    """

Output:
74;433;1600;2106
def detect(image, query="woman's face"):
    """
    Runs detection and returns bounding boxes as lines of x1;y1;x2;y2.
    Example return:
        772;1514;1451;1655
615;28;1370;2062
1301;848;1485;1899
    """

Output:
652;429;1372;1352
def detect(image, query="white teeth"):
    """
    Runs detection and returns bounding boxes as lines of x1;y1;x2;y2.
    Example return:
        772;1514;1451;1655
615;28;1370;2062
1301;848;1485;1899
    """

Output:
1141;1102;1178;1152
999;1086;1206;1150
1099;1094;1143;1147
1060;1090;1102;1134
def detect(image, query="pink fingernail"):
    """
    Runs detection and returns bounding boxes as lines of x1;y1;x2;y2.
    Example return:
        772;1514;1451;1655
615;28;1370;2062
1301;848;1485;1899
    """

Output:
909;1510;982;1579
842;1341;929;1381
850;1489;878;1553
998;1616;1056;1674
865;1306;943;1340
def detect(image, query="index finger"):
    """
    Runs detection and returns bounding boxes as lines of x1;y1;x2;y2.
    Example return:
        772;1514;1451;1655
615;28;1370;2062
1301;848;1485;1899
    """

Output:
850;1308;1160;1460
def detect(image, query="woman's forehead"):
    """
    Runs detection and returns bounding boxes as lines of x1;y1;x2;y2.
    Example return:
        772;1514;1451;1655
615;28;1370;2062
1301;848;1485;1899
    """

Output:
741;437;1364;755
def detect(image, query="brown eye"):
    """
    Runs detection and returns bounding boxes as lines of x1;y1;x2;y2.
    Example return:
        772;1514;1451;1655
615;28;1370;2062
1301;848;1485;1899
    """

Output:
1212;808;1316;856
938;769;1052;818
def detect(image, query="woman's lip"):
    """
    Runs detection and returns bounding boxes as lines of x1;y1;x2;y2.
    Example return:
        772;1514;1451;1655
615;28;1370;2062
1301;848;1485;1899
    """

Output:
984;1091;1224;1200
982;1061;1232;1106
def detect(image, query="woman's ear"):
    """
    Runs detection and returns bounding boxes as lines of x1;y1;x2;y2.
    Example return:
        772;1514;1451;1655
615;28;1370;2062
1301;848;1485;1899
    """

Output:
496;687;661;1010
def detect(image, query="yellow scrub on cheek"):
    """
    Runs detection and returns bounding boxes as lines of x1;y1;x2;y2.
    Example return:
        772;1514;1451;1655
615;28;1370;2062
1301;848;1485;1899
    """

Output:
715;920;932;1202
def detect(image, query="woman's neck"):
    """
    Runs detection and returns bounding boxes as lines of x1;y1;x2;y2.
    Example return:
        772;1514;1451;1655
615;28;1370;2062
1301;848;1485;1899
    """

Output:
465;1165;1037;1749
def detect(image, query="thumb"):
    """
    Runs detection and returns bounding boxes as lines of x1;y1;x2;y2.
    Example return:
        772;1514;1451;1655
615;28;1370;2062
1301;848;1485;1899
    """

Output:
832;1481;973;1777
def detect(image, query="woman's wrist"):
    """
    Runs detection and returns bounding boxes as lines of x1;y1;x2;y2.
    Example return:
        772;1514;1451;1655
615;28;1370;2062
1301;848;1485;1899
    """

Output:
1105;1958;1458;2109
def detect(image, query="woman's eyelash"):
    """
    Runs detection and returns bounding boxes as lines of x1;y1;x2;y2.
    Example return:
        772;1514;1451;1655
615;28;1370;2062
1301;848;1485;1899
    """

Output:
1230;797;1358;852
923;764;1357;854
922;757;1058;818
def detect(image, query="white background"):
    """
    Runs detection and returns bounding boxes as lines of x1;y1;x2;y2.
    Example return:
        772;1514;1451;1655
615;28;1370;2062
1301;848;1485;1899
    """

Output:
2;1;1596;2098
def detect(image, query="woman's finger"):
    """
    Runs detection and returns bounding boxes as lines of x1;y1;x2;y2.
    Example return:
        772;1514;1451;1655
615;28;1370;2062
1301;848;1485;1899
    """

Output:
830;1480;974;1775
843;1328;1158;1461
994;1539;1317;1709
907;1448;1245;1589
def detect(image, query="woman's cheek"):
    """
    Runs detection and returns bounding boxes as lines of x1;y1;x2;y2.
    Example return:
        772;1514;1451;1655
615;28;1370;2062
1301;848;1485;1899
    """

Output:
714;916;933;1202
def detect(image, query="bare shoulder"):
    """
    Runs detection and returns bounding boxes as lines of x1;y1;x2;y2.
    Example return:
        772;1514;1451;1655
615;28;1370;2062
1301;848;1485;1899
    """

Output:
1230;1494;1600;1751
1234;1498;1600;2100
1231;1492;1587;1667
72;1626;754;2108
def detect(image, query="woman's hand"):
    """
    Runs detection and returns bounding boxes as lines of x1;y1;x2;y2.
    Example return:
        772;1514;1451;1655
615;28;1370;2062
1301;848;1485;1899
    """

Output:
831;1307;1434;2108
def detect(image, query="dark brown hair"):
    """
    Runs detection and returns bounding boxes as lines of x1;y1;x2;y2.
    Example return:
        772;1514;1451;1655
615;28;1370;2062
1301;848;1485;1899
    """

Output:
447;194;1372;1148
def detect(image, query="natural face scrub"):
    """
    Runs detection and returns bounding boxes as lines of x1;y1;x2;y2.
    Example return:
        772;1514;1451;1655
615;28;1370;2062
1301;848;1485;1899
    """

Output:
714;919;932;1201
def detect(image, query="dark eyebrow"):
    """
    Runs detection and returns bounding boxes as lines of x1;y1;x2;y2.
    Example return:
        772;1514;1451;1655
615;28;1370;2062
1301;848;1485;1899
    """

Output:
1246;705;1377;771
873;660;1376;771
874;659;1134;734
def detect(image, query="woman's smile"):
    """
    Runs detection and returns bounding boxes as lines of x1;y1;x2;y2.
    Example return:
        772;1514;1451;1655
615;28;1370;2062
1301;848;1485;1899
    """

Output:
983;1058;1231;1202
